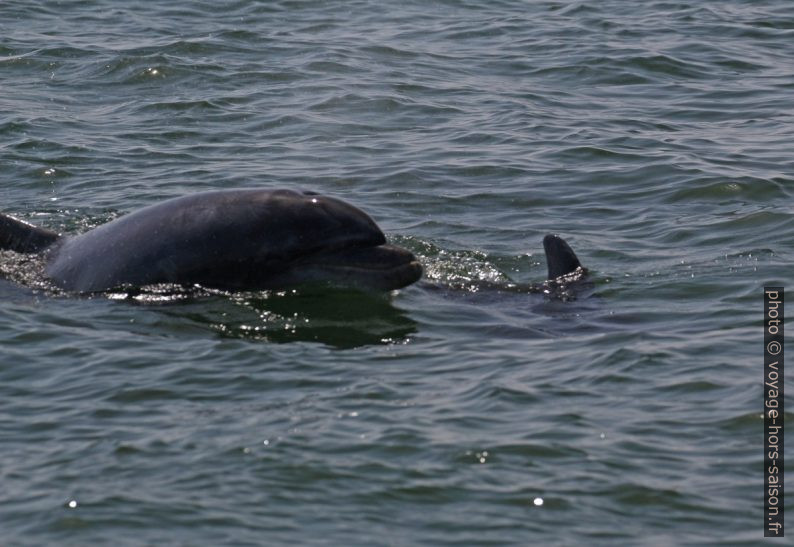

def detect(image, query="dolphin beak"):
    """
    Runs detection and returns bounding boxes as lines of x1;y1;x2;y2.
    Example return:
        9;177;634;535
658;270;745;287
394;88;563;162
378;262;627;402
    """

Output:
283;243;422;291
314;244;423;290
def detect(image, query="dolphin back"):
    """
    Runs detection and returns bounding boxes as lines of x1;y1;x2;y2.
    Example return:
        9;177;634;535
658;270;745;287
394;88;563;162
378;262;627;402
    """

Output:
0;213;60;253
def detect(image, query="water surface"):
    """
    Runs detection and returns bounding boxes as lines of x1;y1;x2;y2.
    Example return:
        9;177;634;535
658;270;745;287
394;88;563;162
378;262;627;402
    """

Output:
1;1;792;544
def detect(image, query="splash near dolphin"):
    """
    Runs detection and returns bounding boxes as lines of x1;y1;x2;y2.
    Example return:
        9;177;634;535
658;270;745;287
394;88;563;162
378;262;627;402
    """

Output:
0;188;585;294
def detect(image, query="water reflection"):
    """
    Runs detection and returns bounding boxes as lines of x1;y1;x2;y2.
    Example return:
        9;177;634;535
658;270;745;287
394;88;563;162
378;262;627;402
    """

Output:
141;286;418;349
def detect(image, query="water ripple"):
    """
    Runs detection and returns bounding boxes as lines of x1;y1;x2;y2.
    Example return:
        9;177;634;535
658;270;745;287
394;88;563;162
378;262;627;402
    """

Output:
1;0;789;544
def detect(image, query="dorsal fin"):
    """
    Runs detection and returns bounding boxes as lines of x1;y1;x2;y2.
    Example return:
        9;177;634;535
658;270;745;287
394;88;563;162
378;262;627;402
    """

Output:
543;234;583;280
0;213;60;253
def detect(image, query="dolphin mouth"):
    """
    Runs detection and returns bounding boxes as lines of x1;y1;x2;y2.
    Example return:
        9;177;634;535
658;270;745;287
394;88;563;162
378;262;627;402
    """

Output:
277;243;422;291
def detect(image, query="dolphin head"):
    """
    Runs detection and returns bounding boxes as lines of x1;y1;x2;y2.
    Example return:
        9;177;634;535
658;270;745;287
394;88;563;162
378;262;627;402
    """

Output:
40;188;422;293
201;189;423;291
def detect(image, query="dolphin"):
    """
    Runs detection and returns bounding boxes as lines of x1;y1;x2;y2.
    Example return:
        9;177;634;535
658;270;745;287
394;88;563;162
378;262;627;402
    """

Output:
0;188;585;294
0;189;422;292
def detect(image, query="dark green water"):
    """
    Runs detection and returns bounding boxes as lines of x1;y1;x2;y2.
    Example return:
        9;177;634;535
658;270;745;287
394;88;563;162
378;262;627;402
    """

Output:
1;1;791;544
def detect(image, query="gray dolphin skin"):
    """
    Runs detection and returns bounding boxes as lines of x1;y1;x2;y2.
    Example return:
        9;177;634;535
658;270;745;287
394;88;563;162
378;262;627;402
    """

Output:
0;188;586;294
543;233;584;280
0;189;422;292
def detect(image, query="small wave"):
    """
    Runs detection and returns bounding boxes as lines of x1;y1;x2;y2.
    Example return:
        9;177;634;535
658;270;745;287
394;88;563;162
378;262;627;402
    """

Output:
668;177;787;202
